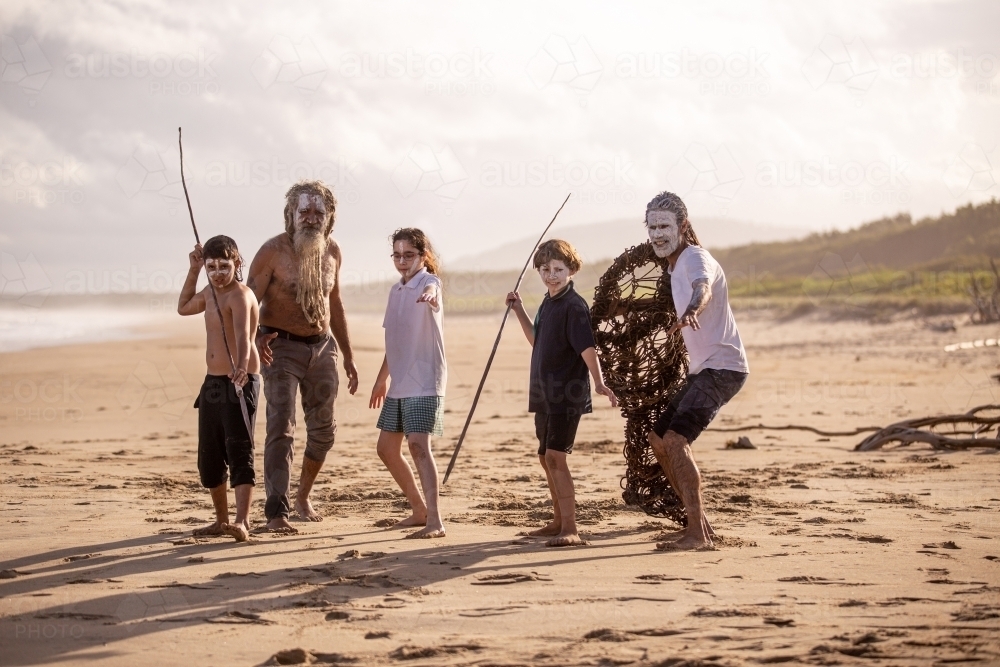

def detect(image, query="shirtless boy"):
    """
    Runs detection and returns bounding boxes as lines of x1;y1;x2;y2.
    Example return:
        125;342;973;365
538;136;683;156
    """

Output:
177;235;261;542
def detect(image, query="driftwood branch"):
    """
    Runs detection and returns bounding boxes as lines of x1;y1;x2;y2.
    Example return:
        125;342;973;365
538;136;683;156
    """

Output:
707;424;881;437
854;404;1000;451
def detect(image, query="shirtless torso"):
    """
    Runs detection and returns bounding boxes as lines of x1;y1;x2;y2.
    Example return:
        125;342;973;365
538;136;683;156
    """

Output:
250;232;340;338
204;283;260;376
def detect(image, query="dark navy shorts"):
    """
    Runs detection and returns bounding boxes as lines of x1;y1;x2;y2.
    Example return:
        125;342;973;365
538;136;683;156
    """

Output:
652;368;747;444
534;412;582;456
195;374;260;489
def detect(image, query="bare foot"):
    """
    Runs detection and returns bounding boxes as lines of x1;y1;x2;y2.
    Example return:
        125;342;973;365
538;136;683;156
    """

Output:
655;528;686;542
546;532;586;547
294;497;323;522
193;521;227;537
392;514;427;529
406;522;446;539
222;523;249;542
528;521;562;537
656;534;715;551
253;517;299;534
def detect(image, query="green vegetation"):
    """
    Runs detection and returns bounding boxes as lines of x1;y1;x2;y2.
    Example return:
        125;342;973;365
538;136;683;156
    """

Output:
716;199;1000;318
713;199;1000;277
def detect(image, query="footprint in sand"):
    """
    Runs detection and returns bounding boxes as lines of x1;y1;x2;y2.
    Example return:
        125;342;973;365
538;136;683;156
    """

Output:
471;572;551;585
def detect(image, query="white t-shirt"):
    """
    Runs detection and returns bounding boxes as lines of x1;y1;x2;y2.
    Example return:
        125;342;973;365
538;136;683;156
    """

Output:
668;245;748;375
383;268;447;398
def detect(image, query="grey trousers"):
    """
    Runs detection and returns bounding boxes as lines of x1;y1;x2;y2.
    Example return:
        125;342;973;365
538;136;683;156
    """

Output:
261;335;339;519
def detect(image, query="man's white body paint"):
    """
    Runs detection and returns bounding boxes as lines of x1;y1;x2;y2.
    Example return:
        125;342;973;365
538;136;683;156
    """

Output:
646;209;681;258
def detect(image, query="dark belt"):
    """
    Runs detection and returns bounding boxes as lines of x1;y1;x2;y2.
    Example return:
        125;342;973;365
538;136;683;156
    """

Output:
259;325;330;345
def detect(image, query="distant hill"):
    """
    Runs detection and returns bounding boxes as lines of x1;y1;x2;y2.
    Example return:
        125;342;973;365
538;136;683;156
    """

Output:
448;216;806;272
342;200;1000;317
714;200;1000;278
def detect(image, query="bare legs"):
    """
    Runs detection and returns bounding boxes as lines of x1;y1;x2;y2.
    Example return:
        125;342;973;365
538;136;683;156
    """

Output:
193;483;250;542
648;430;713;550
377;430;427;527
529;455;562;537
294;455;324;522
531;450;583;547
377;430;445;538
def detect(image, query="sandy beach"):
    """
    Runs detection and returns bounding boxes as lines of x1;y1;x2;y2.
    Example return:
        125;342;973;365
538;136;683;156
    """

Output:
2;310;999;666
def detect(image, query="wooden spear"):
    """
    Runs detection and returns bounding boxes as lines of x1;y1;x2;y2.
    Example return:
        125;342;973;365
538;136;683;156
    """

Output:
442;193;572;484
178;127;254;440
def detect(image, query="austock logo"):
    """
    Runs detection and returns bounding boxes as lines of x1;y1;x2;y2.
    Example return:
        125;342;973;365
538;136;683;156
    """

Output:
942;143;998;198
526;35;602;103
116;361;193;420
0;252;51;308
801;35;878;102
391;144;468;201
0;35;52;94
116;143;183;208
665;143;744;208
251;35;327;94
802;252;878;306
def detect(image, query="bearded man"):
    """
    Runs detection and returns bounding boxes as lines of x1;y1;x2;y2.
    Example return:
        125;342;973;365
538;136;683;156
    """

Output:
644;191;749;551
248;180;359;532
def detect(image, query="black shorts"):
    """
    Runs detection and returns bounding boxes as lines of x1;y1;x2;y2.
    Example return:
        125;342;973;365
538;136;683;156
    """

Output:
195;374;260;489
652;368;747;444
534;412;582;456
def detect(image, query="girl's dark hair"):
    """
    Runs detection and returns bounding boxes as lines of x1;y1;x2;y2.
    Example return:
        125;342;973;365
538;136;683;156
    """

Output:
391;227;440;275
645;190;701;246
202;235;244;282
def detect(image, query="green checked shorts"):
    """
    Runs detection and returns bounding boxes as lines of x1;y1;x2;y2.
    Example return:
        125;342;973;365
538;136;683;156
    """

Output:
376;396;444;436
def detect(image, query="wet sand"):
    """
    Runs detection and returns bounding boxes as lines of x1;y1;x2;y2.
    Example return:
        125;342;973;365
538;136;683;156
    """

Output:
1;311;999;666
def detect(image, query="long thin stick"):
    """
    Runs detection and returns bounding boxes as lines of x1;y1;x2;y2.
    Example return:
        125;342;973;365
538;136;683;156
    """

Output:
178;127;254;440
442;193;572;484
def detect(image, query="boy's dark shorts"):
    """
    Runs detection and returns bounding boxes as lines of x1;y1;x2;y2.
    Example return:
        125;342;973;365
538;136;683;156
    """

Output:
652;368;748;444
195;374;260;489
534;411;582;456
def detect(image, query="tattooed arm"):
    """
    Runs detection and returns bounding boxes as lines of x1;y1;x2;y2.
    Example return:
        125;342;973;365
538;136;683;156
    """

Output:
670;278;711;334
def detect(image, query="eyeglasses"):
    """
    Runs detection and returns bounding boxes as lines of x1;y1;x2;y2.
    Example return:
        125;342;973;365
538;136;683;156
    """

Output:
391;252;422;262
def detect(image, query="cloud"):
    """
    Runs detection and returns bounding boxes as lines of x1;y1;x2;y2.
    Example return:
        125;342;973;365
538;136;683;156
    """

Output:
0;0;995;289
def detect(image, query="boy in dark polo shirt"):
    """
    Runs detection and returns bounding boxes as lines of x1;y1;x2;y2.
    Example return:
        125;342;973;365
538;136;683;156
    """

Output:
506;239;618;546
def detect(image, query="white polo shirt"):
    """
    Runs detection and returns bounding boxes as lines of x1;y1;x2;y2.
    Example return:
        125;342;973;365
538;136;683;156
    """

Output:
668;245;748;376
383;268;447;398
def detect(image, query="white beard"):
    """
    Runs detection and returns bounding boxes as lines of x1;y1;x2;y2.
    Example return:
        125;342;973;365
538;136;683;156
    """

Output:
293;226;328;325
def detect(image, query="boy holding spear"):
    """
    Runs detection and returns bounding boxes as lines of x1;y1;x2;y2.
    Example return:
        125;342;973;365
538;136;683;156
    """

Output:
506;240;617;546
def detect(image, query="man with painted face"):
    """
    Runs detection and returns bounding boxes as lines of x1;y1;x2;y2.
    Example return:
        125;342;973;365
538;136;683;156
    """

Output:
644;191;748;551
248;180;359;532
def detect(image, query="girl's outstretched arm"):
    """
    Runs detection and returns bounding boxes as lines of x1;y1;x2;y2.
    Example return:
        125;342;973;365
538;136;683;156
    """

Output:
416;283;440;311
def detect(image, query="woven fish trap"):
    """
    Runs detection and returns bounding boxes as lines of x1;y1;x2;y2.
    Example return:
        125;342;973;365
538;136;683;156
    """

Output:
590;242;689;524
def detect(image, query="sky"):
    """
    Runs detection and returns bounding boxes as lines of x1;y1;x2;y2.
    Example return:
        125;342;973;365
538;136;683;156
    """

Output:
1;0;998;298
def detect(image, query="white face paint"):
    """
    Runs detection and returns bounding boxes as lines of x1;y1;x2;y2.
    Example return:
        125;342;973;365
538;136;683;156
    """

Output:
294;193;327;232
646;209;682;258
392;239;425;282
205;258;235;286
538;258;573;296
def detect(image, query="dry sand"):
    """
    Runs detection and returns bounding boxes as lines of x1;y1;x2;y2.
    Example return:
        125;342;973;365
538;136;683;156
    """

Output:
1;310;999;666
